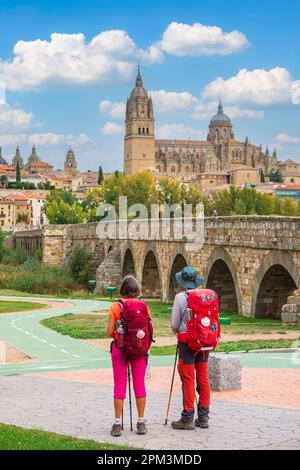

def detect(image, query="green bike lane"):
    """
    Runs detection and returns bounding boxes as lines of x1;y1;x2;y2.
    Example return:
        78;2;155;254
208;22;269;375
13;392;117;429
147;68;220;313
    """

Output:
0;296;299;375
0;297;112;375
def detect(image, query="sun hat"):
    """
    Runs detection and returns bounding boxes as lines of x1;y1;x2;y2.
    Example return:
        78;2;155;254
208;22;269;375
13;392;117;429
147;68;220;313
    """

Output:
175;266;204;290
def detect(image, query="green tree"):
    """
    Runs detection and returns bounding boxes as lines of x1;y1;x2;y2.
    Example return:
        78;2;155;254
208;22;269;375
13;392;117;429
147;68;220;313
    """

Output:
181;182;210;216
68;246;92;285
157;177;182;207
44;190;76;212
16;213;29;224
281;198;297;216
16;161;21;184
0;232;5;262
259;169;265;183
233;199;247;215
45;199;85;224
0;175;8;189
269;169;283;183
98;166;104;185
81;189;104;222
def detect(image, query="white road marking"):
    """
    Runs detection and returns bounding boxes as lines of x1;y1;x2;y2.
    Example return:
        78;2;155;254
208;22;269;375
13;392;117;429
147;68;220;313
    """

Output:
60;349;71;355
40;339;47;343
72;354;80;358
49;344;57;348
32;335;38;339
24;331;30;335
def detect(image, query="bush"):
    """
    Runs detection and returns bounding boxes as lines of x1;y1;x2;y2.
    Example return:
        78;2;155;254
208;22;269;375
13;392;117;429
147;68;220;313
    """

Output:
1;247;29;265
68;246;92;285
0;263;78;295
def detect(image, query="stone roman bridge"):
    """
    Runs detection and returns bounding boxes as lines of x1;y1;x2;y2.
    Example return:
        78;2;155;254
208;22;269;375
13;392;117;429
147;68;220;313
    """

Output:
15;217;300;318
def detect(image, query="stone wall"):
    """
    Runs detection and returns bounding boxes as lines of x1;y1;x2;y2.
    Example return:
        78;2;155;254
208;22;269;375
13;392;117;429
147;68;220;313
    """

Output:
15;228;43;252
281;289;300;324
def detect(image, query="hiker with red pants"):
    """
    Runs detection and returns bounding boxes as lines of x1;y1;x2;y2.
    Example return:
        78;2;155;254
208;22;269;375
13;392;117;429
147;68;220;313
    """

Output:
107;275;154;437
170;266;220;430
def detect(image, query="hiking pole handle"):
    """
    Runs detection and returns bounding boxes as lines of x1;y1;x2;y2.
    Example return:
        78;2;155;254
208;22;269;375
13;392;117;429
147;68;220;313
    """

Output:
164;345;179;425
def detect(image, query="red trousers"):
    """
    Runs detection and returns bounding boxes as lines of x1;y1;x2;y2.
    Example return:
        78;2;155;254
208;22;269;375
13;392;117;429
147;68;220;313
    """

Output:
177;343;210;412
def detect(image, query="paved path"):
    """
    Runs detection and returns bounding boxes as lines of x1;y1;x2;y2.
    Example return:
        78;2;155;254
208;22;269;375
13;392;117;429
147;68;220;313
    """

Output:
0;296;299;450
0;375;299;450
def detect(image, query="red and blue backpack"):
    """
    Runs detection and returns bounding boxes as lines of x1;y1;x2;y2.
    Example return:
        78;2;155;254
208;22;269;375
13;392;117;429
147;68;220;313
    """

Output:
177;289;221;352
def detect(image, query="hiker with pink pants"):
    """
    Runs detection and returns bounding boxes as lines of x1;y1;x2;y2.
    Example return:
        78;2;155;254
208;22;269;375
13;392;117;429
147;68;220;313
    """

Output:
107;275;154;437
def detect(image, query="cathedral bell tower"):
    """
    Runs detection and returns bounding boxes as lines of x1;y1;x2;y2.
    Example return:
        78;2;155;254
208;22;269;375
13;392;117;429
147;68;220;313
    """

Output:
64;148;77;176
124;67;155;175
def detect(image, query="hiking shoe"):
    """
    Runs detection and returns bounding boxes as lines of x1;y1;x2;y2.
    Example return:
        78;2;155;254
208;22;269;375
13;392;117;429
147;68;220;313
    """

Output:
195;418;209;429
111;423;122;437
171;419;195;430
136;421;147;435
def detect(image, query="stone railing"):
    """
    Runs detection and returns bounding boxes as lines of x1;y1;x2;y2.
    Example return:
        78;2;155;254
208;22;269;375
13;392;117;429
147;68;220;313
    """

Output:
13;216;300;265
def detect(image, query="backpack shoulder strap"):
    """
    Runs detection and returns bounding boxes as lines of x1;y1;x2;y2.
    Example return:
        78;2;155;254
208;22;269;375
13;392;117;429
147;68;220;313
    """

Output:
116;298;124;314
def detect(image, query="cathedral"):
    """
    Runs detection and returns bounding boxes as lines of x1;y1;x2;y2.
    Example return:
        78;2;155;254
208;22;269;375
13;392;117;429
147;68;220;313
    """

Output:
124;69;280;189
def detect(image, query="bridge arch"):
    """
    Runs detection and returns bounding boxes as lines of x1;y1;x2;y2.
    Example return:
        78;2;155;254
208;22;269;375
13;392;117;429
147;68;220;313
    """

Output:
204;246;242;314
168;250;189;301
141;249;162;299
122;247;136;278
251;251;299;318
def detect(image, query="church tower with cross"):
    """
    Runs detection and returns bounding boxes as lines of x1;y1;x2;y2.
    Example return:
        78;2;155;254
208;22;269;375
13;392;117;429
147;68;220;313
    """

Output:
123;67;155;175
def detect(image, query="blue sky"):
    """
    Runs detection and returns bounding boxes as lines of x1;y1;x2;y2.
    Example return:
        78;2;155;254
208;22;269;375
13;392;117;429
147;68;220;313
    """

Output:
0;0;299;171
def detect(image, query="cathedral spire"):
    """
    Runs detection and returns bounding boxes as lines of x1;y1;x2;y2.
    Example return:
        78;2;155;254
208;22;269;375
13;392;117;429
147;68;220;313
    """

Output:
136;65;143;87
218;100;223;114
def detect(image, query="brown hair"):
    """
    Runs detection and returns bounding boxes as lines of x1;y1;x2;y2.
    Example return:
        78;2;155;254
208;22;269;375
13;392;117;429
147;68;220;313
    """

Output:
120;275;140;298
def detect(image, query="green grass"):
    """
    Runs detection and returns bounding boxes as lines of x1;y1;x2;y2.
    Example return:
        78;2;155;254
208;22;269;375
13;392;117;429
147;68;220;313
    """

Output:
150;339;296;356
41;313;108;339
0;423;135;450
40;301;173;339
0;300;46;314
40;300;300;341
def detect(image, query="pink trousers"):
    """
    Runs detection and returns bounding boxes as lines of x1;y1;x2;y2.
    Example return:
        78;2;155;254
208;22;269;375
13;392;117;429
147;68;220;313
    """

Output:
111;342;147;399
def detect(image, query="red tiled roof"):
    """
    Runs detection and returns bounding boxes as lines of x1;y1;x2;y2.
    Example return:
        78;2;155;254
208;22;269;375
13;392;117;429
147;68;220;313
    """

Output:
281;159;298;165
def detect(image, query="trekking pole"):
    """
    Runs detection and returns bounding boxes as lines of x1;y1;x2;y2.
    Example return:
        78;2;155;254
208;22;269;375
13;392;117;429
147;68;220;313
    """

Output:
127;364;133;431
121;408;124;431
164;344;179;425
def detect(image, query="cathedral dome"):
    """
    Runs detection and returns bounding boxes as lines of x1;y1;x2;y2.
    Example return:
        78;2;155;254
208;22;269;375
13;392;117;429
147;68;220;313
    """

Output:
129;67;149;99
210;102;232;126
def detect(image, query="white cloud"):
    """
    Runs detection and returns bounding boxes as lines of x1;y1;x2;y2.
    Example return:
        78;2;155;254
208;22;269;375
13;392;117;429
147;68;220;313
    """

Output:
99;100;126;119
28;132;91;147
102;122;123;135
0;31;163;91
276;133;300;144
100;91;263;123
192;100;264;120
150;89;198;113
0;132;91;147
159;21;249;57
0;103;33;131
0;134;27;146
156;123;206;140
203;67;297;105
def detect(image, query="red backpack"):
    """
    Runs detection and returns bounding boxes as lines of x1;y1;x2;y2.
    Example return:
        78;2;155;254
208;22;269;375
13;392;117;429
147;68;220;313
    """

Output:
177;289;220;352
117;299;154;360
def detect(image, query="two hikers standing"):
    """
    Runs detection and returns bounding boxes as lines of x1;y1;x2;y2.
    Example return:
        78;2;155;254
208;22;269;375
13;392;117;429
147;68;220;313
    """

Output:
107;266;220;436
